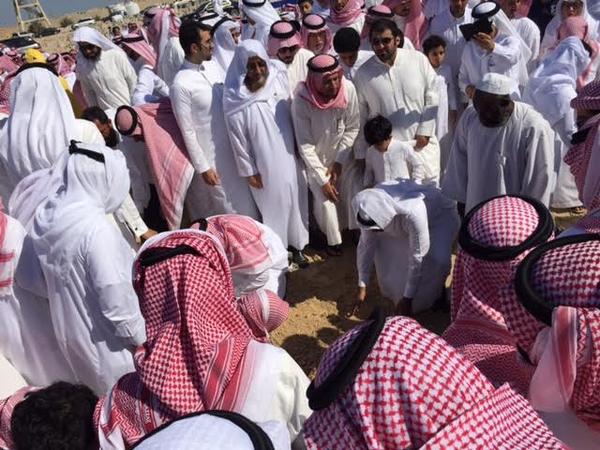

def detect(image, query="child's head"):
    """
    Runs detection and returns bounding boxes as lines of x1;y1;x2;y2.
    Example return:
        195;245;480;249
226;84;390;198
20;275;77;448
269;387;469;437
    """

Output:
333;27;361;67
298;0;313;17
423;35;446;69
364;115;392;152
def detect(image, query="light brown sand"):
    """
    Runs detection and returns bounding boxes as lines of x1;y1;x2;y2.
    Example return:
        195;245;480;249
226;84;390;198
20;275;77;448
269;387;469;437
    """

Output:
272;243;450;378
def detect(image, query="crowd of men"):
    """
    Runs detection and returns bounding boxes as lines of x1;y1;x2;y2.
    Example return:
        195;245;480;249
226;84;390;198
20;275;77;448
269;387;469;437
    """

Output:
0;0;599;447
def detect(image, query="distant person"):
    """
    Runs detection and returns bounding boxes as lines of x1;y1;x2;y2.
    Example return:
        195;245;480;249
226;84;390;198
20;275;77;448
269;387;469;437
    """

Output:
73;27;137;109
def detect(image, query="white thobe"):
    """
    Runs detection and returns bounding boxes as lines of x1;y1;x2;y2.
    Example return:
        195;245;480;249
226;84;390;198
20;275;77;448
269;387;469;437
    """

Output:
435;64;454;172
0;214;74;386
157;36;185;86
78;48;137;109
339;50;372;82
357;190;458;312
292;79;360;245
286;48;313;95
353;49;440;181
171;60;258;220
428;7;472;84
132;63;169;106
551;112;583;208
513;17;541;72
364;139;424;186
442;102;558;212
21;218;146;394
459;34;523;98
225;73;309;250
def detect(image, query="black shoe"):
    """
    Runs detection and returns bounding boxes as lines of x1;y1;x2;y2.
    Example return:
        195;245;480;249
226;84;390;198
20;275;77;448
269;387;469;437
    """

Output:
326;244;343;256
290;249;309;268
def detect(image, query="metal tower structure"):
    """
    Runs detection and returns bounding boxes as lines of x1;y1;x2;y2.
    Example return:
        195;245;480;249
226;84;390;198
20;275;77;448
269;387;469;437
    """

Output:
12;0;51;32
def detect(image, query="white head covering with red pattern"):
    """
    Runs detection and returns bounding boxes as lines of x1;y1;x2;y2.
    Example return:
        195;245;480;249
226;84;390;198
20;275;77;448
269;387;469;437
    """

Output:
500;234;600;430
443;195;554;394
303;314;565;449
95;229;257;449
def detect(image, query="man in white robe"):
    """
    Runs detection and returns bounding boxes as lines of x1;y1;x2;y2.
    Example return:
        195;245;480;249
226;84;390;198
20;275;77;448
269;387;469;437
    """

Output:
224;40;309;266
353;18;440;182
147;7;185;86
499;0;541;72
241;0;280;48
12;143;146;394
428;0;472;106
267;20;314;93
171;20;257;220
293;55;360;254
73;27;137;110
458;1;531;99
523;37;588;224
443;73;558;214
352;179;459;316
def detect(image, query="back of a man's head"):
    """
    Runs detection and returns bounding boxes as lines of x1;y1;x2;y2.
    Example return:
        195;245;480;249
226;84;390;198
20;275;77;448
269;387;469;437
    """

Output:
81;106;110;125
11;382;98;450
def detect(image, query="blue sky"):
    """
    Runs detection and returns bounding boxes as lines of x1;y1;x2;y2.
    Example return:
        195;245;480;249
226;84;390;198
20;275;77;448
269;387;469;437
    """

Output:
0;0;117;27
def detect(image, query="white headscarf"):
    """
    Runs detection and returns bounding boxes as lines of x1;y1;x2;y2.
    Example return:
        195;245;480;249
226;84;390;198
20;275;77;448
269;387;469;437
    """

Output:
0;67;76;191
524;36;590;126
541;0;599;55
352;179;427;230
26;143;130;272
223;39;289;115
489;7;533;86
240;0;280;46
134;413;290;450
213;19;240;74
73;26;122;72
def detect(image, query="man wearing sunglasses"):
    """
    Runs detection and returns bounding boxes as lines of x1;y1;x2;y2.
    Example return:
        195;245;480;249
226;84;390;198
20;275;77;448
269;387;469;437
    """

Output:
353;19;441;184
442;73;557;216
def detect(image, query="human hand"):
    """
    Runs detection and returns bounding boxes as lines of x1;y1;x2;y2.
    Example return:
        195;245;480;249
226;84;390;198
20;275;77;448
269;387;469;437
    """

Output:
414;135;430;150
327;162;343;184
466;85;476;99
202;168;220;186
322;180;340;202
140;229;157;243
247;174;263;189
473;32;495;52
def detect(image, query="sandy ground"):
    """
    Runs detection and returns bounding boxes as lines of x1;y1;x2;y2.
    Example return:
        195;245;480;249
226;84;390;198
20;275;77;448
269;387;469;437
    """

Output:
272;241;450;378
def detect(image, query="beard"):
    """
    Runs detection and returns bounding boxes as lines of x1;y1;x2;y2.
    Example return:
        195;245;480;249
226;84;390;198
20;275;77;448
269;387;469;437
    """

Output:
105;128;120;148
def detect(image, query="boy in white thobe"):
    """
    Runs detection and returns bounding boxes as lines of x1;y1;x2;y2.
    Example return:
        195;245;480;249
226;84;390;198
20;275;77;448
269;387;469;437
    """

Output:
293;55;360;254
333;27;373;82
443;73;558;214
354;19;440;182
363;115;425;186
73;27;137;110
171;20;257;220
352;179;459;316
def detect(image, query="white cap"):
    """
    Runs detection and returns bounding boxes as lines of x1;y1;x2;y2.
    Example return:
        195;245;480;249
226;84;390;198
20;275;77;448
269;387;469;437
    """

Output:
476;73;513;96
472;1;501;18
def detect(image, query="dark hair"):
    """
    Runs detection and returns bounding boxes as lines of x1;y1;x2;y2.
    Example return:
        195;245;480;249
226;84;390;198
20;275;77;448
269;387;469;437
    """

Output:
333;27;361;53
364;115;392;146
299;0;313;4
11;382;98;450
81;106;110;124
179;20;212;56
422;34;447;55
369;18;400;41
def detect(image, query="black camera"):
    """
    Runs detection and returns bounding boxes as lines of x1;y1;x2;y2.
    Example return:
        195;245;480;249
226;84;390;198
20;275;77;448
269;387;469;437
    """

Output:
459;18;494;41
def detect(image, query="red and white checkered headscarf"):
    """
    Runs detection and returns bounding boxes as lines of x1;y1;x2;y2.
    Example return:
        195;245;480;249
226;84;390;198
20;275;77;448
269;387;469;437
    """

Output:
500;235;600;429
0;387;36;449
238;289;289;343
443;196;554;394
0;203;15;292
565;80;600;211
95;230;255;449
303;316;565;449
200;214;272;276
